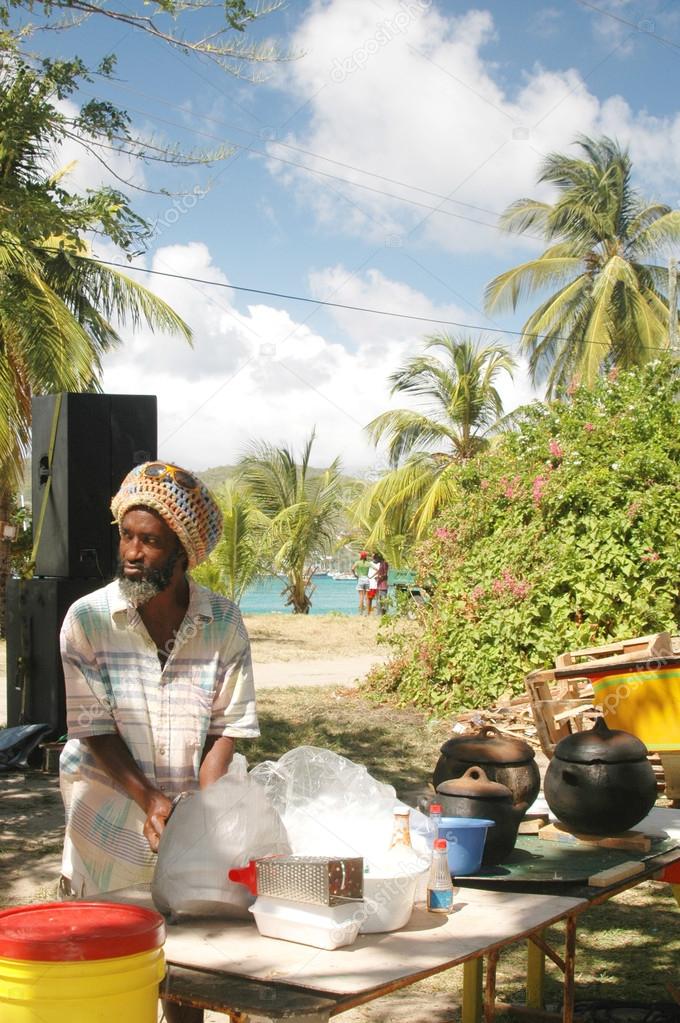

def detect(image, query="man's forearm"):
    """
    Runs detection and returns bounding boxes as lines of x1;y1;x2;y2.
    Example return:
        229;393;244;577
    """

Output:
84;734;161;813
84;734;172;852
199;735;235;788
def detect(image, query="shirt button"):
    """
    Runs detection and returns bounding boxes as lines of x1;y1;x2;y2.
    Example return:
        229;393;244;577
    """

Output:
159;784;166;791
158;747;167;756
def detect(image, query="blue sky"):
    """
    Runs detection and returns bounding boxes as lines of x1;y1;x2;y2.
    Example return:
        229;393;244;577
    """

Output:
26;0;680;472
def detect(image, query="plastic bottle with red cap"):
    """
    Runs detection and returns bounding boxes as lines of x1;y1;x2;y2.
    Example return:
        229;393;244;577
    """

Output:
426;839;455;913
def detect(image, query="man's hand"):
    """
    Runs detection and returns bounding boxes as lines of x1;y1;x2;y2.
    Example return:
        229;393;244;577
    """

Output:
143;790;174;852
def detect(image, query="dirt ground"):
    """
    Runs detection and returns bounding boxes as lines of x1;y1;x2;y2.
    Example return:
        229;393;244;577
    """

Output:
243;613;382;661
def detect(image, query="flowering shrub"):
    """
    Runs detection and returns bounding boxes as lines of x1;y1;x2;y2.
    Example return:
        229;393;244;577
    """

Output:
369;359;680;712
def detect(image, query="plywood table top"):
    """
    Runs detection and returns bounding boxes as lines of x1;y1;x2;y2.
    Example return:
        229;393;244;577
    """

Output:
109;885;585;997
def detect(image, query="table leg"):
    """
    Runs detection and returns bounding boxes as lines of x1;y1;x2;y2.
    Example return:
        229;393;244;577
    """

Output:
463;958;484;1023
484;950;499;1023
526;929;546;1010
562;915;577;1023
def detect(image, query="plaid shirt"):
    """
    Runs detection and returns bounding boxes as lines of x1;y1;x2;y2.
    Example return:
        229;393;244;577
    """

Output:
59;578;259;894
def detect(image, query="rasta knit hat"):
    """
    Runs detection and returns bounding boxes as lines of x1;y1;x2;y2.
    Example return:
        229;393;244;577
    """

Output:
111;462;222;568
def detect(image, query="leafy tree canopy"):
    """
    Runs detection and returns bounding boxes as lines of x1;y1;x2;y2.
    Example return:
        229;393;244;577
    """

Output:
370;359;680;713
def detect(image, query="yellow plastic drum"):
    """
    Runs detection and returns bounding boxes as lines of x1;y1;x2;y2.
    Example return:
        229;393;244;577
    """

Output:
588;661;680;751
0;902;166;1023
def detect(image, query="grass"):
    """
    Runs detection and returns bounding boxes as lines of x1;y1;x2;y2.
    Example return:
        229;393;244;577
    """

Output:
244;685;449;795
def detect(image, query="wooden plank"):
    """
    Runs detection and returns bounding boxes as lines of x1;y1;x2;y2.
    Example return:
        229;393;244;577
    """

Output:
538;823;651;852
587;861;645;887
519;817;548;835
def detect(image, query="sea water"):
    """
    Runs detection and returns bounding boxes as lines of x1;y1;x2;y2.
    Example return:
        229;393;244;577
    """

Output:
239;576;361;616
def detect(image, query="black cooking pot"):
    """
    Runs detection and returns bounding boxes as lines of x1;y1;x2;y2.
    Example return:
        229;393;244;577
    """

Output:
433;725;540;814
544;716;657;836
436;766;521;865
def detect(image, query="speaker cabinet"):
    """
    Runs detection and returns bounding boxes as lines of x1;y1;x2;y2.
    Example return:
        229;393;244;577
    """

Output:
32;394;157;579
5;577;104;738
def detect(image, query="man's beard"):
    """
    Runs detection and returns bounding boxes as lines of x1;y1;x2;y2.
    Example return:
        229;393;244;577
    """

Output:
116;547;182;606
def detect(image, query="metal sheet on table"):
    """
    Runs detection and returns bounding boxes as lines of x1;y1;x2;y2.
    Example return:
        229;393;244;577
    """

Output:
458;835;678;884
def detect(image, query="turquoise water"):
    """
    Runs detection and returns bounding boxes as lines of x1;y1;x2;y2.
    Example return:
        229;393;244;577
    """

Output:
239;575;361;615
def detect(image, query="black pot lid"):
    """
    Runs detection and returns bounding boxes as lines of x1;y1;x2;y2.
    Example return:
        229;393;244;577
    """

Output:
554;716;649;763
436;766;512;800
439;725;535;764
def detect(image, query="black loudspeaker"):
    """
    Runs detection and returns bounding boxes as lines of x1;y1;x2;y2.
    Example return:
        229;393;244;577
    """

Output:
32;394;157;579
5;577;103;737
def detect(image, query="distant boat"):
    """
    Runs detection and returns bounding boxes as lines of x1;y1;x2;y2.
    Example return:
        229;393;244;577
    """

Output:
329;572;354;581
312;570;330;577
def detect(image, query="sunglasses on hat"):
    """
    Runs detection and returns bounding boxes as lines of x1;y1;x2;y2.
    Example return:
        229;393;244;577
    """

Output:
142;462;198;491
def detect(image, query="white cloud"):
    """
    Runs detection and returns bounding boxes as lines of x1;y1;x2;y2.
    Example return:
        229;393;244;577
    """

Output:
265;0;680;253
101;244;535;472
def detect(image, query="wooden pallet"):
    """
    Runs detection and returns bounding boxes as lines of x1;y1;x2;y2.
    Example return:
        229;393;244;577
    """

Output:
524;666;668;795
554;632;674;671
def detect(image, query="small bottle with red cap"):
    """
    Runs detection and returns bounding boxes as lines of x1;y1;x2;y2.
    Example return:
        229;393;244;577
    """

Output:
426;839;455;913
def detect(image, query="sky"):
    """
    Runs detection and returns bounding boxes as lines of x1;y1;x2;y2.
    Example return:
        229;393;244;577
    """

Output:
22;0;680;474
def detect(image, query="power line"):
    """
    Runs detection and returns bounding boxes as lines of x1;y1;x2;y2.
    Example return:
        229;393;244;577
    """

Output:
88;78;511;223
93;98;512;235
91;256;673;353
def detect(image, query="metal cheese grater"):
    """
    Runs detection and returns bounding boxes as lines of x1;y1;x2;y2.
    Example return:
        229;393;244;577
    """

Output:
229;856;364;906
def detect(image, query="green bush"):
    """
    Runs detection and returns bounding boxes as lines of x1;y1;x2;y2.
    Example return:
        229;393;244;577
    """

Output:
370;359;680;712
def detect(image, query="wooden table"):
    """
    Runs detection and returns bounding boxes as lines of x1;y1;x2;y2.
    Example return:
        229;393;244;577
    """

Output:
108;886;585;1023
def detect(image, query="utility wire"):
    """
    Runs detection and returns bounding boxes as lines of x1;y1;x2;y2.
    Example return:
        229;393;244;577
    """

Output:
86;79;510;223
91;256;675;353
94;99;513;235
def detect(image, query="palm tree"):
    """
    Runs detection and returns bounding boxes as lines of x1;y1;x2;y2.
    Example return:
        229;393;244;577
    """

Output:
191;480;270;603
485;135;680;395
0;62;191;631
359;335;515;545
238;433;345;613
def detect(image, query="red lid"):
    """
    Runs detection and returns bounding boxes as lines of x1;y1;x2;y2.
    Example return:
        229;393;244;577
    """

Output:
430;803;442;814
434;838;447;849
0;902;165;962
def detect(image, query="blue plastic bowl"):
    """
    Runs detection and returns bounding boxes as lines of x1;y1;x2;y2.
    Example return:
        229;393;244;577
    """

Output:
438;817;495;875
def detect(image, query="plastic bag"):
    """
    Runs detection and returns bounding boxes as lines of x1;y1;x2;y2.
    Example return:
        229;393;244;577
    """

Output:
249;746;432;870
151;754;291;919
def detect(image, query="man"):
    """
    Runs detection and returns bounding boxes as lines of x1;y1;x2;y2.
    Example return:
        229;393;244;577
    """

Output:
352;550;371;614
59;460;259;1023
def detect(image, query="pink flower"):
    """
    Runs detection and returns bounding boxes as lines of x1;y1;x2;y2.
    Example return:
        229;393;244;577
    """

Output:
608;366;620;382
583;422;595;433
435;527;458;542
641;550;660;562
500;474;521;499
470;584;485;602
490;571;531;600
532;474;548;506
548;439;564;459
626;501;641;520
480;479;490;490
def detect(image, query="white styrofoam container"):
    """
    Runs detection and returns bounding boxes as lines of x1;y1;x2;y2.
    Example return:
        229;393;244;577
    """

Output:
249;896;362;949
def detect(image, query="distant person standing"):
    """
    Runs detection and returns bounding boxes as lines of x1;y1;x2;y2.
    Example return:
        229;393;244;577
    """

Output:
366;553;380;615
352;551;371;614
375;553;389;615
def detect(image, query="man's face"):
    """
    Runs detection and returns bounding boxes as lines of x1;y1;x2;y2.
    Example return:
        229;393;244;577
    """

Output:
117;508;184;605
